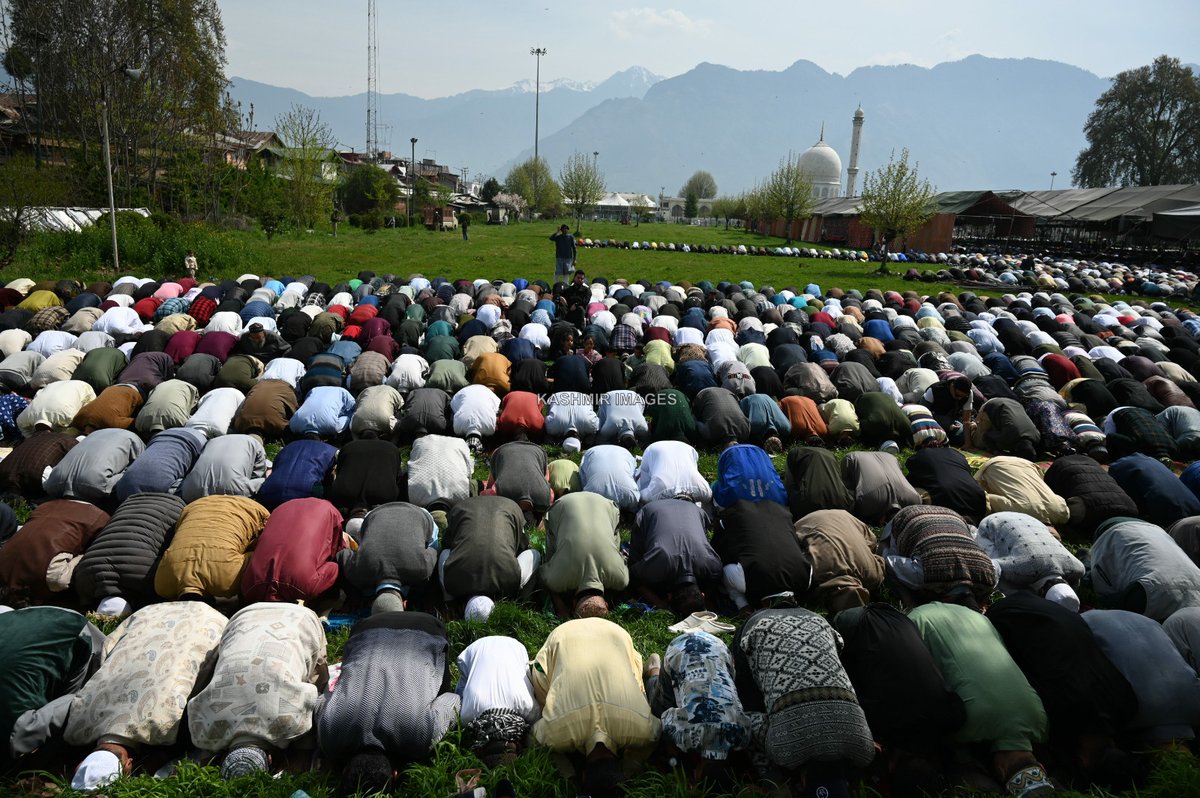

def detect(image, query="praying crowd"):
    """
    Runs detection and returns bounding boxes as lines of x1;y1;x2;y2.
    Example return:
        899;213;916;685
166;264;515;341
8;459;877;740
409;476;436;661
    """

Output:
4;266;1200;798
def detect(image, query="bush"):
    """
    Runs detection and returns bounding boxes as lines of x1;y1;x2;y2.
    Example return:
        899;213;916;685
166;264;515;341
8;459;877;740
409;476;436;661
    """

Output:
361;209;384;233
347;213;362;229
14;219;252;280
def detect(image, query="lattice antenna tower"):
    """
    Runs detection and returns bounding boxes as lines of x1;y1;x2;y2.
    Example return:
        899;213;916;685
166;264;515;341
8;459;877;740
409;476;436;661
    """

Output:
366;0;380;161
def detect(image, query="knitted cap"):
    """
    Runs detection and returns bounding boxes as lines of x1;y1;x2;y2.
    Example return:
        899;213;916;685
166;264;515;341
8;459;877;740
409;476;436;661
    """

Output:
219;745;269;779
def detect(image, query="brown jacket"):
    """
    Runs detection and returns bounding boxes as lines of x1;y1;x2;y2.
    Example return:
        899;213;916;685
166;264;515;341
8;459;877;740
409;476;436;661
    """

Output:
792;509;884;612
232;379;299;438
0;499;109;599
71;385;144;432
0;430;78;496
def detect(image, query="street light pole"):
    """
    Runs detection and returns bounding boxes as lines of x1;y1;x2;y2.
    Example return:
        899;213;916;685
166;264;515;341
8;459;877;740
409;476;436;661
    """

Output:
531;48;546;219
99;66;142;272
1050;171;1057;190
410;137;418;230
531;48;546;165
99;85;120;272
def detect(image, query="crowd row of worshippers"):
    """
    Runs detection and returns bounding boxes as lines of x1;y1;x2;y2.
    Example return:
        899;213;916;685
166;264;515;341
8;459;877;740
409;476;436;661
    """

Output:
901;252;1200;299
3;270;1200;466
4;503;1200;797
1;276;1200;794
570;237;1198;298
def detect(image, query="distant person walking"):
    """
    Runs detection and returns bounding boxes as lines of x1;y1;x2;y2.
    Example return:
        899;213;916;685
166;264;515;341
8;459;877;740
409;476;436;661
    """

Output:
459;212;470;242
550;224;576;280
184;250;198;280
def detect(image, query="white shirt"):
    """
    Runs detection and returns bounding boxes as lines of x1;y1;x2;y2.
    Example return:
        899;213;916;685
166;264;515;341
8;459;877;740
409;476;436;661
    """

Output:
635;441;712;504
27;331;78;359
518;323;550;352
580;445;640;513
73;331;117;353
260;357;307;388
456;636;541;725
544;392;600;437
204;312;243;336
386;354;429;392
451;384;500;437
91;303;144;331
185;387;246;438
0;329;31;357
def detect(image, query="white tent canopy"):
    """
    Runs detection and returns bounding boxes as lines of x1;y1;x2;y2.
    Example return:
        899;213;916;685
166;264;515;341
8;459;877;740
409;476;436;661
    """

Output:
12;207;152;233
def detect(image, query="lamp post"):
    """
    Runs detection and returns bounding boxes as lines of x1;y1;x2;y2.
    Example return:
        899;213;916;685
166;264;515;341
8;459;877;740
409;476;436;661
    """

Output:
530;48;546;164
410;137;418;230
531;47;546;219
1050;171;1057;190
99;66;142;272
659;186;665;222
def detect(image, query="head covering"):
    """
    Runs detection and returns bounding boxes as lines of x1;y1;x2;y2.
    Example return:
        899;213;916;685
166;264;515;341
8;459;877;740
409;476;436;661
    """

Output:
562;436;581;453
465;595;496;622
220;745;269;779
1045;582;1080;612
371;590;405;615
71;751;122;792
96;596;131;617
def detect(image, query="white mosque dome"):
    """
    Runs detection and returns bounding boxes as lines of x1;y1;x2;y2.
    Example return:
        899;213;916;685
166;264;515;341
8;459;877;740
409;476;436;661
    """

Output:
798;130;842;199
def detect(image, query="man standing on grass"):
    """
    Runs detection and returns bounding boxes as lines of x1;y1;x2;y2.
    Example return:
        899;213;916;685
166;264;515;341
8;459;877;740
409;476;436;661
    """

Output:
550;223;577;280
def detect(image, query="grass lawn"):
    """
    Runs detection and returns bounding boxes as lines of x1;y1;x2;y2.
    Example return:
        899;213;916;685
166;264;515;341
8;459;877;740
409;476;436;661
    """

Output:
5;223;1200;797
224;220;962;297
15;219;967;298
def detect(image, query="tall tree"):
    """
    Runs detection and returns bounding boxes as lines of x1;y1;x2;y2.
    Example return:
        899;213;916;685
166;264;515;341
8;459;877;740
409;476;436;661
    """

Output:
710;195;744;230
504;156;560;219
1;0;231;208
859;148;936;272
480;176;502;203
1073;55;1200;188
274;104;337;229
337;164;398;216
0;153;70;267
684;190;699;219
558;151;606;235
679;170;717;199
761;153;814;244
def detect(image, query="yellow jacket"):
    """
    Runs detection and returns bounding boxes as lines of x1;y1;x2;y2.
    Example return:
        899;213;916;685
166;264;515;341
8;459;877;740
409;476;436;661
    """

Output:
154;496;270;599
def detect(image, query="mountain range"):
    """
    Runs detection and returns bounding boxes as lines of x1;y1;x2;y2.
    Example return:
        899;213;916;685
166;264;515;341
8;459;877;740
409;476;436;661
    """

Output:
228;56;1118;195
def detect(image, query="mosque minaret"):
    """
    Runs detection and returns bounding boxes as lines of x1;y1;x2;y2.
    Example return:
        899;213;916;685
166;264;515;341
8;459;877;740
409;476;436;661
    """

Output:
846;104;865;197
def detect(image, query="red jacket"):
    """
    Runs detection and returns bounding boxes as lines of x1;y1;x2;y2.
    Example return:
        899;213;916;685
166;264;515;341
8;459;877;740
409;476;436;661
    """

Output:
240;497;344;602
496;391;545;436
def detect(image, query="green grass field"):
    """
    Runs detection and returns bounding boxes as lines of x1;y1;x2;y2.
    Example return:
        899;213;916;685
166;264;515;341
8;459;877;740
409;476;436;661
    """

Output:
5;223;1200;797
246;220;911;292
14;218;966;298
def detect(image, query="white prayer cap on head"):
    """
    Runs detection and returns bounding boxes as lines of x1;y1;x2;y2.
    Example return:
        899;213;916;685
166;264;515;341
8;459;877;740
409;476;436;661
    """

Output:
1045;582;1080;613
464;595;496;622
96;596;130;617
71;750;121;792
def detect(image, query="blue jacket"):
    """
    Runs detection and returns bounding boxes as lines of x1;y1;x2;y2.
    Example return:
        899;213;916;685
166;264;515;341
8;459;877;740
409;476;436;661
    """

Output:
289;386;356;437
711;444;787;509
114;428;207;501
257;439;338;509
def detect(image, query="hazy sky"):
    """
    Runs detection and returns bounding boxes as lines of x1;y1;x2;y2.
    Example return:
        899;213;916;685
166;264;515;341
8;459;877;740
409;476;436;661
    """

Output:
221;0;1199;98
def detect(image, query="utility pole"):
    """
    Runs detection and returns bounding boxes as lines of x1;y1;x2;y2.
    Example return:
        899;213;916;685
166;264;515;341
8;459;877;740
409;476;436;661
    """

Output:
366;0;379;160
531;47;546;217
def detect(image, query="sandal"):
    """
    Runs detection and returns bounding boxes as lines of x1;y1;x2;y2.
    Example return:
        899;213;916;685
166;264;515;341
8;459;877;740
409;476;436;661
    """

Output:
1006;764;1054;797
667;611;735;634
